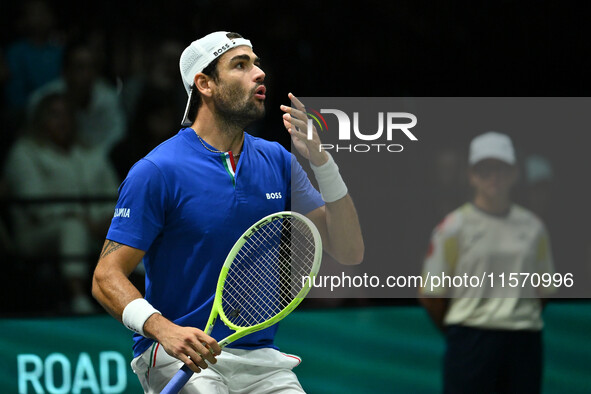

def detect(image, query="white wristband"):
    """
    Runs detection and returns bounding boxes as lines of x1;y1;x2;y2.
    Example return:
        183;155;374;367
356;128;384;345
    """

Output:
122;298;161;337
310;152;348;203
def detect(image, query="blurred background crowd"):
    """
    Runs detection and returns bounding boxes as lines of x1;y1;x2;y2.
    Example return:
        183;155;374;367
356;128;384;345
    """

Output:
0;0;589;316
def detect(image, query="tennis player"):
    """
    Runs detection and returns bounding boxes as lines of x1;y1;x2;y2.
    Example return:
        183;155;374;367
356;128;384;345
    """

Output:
419;132;555;393
92;31;364;393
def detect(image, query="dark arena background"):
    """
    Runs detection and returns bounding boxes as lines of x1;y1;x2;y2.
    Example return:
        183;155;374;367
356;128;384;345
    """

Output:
0;1;589;393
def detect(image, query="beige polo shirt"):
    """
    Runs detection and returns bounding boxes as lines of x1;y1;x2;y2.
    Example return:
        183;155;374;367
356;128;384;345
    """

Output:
420;203;555;330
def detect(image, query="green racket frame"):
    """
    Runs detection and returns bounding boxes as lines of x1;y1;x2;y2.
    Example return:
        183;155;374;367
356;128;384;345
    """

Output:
204;211;322;347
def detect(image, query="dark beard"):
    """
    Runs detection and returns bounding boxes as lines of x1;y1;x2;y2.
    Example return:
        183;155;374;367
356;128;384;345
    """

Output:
213;82;265;130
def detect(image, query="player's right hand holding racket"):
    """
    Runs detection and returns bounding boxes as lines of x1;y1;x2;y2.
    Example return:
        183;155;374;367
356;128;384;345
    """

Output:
144;313;222;373
161;211;322;394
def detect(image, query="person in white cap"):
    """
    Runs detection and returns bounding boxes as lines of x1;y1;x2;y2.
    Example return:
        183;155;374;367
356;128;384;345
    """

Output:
419;131;555;393
92;31;364;393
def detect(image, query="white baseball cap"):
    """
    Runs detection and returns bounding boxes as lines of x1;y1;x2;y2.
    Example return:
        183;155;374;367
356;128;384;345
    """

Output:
468;131;516;166
179;31;252;126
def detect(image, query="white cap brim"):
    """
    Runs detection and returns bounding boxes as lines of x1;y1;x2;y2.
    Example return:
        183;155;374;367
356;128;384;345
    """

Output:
181;88;195;127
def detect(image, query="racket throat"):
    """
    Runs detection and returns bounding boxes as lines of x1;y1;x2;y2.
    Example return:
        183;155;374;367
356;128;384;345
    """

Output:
205;314;218;336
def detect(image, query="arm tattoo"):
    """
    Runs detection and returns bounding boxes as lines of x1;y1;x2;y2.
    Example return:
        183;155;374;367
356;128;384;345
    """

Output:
100;240;123;259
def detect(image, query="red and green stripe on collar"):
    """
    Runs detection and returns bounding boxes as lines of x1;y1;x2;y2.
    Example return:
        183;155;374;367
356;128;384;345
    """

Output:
221;152;237;186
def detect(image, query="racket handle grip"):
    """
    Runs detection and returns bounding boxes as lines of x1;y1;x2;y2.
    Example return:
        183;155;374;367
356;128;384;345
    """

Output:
161;364;193;394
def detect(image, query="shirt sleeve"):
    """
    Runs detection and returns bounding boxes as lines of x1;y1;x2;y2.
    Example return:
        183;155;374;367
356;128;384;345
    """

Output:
288;154;324;214
3;140;56;221
3;141;45;198
106;158;168;251
419;213;461;296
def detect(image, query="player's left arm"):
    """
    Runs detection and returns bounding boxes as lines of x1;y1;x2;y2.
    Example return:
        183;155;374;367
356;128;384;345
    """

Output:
281;93;364;265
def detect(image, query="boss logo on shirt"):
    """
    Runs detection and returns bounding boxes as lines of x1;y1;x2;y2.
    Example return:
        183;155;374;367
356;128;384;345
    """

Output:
266;192;282;200
113;208;131;218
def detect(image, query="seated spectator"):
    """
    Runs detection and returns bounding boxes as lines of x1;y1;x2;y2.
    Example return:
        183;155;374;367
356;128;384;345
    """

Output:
27;38;126;156
2;0;64;162
3;93;119;314
3;0;64;115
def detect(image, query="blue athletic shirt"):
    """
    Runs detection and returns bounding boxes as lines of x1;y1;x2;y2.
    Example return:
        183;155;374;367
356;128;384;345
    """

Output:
107;128;324;357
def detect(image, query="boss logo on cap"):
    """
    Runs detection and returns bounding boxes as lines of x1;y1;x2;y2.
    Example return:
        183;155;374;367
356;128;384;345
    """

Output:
213;43;231;57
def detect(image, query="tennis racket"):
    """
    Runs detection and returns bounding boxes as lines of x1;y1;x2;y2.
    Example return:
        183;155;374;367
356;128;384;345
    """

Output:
161;211;322;393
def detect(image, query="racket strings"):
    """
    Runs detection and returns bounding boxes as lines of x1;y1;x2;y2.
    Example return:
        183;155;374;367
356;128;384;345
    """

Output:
224;227;305;322
235;220;314;292
228;244;299;316
221;217;316;327
224;241;288;324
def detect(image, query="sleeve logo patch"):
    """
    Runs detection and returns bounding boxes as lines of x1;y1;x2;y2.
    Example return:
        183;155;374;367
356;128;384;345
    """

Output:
113;208;131;218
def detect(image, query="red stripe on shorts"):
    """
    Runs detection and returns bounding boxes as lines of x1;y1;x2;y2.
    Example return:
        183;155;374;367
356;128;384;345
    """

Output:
282;353;302;366
153;343;160;367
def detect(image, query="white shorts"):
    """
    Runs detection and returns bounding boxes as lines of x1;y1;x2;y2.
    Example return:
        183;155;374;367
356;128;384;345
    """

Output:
131;343;305;394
